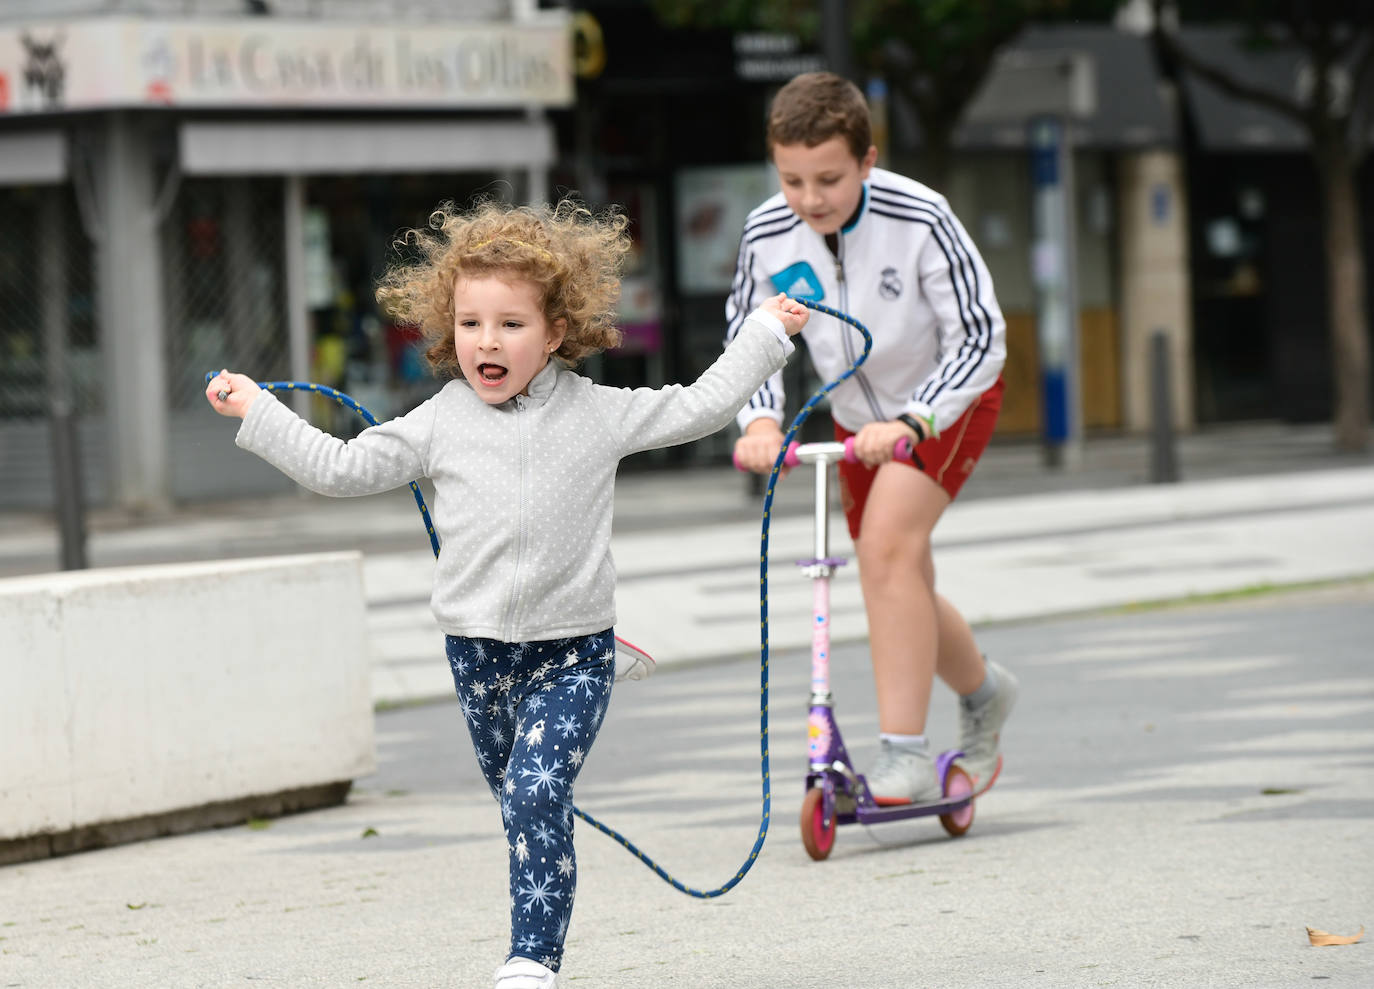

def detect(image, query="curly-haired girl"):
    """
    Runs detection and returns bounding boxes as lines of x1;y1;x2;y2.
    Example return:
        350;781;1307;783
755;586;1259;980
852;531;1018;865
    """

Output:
206;197;807;989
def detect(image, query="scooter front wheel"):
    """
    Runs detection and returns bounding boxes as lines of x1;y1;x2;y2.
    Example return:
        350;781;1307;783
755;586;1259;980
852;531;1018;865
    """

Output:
800;786;837;860
939;764;975;837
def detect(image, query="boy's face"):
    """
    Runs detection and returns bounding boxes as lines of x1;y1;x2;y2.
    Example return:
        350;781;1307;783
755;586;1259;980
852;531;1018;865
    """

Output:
772;137;878;236
452;274;565;405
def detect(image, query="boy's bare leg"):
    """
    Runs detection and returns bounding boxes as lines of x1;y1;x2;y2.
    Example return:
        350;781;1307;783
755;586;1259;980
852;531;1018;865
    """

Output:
856;464;988;735
935;591;988;695
852;466;935;733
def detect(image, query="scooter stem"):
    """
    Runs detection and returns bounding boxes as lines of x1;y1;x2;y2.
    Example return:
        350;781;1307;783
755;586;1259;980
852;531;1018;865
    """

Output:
811;575;832;704
802;452;842;707
812;453;832;562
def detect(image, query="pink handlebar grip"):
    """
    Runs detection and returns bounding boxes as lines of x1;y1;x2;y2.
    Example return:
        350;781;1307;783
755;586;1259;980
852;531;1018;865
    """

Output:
841;436;914;463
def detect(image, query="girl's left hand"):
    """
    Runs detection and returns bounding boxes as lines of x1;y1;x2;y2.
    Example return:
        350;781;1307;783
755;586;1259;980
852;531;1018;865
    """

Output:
852;419;919;467
761;292;809;336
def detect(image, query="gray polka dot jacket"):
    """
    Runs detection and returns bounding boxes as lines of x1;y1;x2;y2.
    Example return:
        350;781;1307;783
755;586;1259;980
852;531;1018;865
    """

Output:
235;312;793;642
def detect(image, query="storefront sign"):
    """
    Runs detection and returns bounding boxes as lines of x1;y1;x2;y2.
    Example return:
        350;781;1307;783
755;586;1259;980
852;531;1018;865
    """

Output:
0;17;572;114
732;33;824;82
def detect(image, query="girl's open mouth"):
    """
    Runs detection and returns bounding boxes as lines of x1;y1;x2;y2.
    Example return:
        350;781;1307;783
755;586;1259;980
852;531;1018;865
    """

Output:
477;363;508;385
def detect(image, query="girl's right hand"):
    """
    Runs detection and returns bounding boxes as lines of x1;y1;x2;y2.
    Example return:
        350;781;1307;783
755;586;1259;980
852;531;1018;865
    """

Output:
205;369;261;419
733;419;786;475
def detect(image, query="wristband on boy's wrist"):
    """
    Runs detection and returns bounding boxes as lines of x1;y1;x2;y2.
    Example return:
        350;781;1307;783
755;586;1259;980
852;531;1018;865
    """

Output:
895;413;928;443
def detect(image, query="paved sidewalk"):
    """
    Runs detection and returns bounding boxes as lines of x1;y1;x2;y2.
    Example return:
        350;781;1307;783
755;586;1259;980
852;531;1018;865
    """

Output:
2;583;1370;989
2;421;1372;989
362;460;1374;703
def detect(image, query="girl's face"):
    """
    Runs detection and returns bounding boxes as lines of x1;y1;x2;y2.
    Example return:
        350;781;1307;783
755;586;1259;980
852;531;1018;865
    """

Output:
452;274;565;405
772;136;878;236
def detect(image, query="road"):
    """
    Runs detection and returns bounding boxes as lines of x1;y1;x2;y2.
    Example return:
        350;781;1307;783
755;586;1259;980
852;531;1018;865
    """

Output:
3;582;1369;987
363;465;1374;704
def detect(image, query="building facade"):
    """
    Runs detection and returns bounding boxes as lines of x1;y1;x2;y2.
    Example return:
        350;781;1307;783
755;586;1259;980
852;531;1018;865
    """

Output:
0;0;569;510
2;3;1368;513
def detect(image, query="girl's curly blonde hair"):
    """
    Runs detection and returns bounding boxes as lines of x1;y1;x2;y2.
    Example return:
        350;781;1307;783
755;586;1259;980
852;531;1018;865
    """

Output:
377;197;631;374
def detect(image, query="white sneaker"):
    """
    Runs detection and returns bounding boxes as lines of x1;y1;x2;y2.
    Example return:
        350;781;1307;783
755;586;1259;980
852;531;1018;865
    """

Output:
863;739;941;806
493;957;562;989
614;635;655;682
956;659;1019;785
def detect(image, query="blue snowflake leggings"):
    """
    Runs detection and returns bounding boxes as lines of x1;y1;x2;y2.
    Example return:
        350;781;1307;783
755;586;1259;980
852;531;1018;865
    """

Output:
445;629;616;973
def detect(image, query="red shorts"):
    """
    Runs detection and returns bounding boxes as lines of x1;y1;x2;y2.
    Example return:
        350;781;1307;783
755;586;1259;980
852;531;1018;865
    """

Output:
835;377;1004;540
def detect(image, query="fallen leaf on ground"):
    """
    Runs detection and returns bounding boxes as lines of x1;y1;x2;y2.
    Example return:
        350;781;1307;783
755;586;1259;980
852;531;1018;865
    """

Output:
1306;925;1364;946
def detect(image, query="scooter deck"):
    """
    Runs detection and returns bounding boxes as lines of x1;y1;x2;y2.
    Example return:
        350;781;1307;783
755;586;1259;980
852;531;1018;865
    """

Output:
830;760;1001;826
847;777;995;825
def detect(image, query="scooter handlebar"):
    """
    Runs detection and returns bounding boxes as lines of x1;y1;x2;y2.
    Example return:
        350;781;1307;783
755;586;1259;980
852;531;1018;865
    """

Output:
732;437;914;471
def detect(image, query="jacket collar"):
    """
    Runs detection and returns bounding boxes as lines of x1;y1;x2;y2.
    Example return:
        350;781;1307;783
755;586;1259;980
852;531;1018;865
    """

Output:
451;358;560;409
841;182;869;236
519;358;559;408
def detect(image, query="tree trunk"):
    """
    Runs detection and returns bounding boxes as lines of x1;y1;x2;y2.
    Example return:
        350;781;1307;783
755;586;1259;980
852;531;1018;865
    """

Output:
1316;139;1371;452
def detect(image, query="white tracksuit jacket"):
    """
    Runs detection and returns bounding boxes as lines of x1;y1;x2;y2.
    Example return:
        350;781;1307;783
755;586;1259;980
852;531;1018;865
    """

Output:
727;167;1006;436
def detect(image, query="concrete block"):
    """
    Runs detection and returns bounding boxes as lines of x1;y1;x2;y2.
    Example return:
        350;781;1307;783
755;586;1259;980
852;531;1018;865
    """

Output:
0;552;375;861
0;588;68;835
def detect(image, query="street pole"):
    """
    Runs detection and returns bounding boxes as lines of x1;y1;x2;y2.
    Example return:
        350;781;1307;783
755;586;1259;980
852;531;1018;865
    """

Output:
1028;114;1083;468
48;399;88;570
961;50;1095;469
821;0;852;81
42;186;87;569
283;173;311;423
1150;329;1180;483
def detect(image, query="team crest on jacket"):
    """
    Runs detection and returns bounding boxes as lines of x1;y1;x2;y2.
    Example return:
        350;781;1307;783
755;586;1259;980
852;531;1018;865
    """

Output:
879;267;903;300
769;261;824;302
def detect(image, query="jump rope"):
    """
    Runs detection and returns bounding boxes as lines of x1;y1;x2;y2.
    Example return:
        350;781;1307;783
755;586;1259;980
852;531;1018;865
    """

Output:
208;298;871;898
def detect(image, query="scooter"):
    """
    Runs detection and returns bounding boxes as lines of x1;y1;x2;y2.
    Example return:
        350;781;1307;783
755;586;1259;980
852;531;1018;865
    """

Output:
779;437;998;861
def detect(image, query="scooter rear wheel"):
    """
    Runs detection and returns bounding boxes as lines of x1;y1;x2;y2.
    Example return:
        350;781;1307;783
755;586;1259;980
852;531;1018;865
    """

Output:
800;786;836;860
939;764;976;837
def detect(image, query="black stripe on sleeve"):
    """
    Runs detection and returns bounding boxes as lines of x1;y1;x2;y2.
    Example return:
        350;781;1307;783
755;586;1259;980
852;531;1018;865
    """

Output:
868;190;993;404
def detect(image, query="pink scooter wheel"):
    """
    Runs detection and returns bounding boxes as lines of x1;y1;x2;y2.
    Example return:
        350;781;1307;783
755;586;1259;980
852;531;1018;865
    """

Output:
939;764;976;837
800;786;837;861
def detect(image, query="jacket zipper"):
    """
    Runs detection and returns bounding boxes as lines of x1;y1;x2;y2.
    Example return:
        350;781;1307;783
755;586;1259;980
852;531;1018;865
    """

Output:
832;236;884;421
502;397;529;639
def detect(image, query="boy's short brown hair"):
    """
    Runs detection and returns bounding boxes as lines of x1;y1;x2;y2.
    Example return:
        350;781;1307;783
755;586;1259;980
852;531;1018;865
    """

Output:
766;71;872;161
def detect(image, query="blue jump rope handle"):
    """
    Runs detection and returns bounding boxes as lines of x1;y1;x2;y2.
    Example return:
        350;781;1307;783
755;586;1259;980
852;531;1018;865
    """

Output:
203;300;870;898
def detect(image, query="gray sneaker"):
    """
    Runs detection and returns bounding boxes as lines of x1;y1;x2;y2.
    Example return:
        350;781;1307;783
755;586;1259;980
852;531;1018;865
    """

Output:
864;739;941;806
957;659;1019;785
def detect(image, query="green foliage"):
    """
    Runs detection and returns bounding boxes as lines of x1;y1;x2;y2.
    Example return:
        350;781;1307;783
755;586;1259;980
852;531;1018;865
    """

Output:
852;0;1117;77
